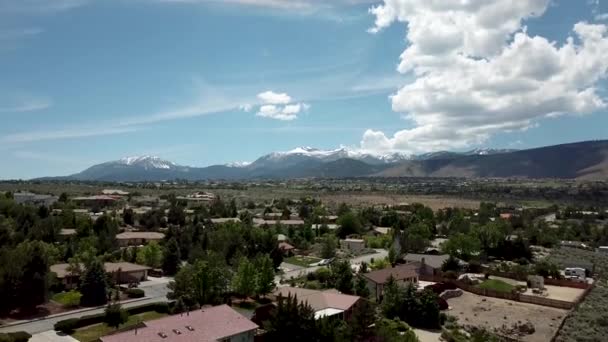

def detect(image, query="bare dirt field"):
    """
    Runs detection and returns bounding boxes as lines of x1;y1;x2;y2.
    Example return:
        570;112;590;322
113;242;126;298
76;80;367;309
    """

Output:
317;194;480;210
491;276;585;302
447;292;568;342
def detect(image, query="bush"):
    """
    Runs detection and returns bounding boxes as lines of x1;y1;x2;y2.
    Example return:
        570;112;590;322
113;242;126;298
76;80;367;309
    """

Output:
54;318;80;333
444;271;458;280
126;288;145;298
0;332;32;342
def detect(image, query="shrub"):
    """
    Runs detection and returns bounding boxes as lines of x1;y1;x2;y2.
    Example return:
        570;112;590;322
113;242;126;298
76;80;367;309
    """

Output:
444;271;458;280
54;318;79;333
0;332;32;342
126;288;145;298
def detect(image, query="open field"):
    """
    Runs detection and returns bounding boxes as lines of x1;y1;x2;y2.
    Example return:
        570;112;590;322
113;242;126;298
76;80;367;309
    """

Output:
447;291;567;342
490;276;586;302
284;255;321;267
477;279;515;293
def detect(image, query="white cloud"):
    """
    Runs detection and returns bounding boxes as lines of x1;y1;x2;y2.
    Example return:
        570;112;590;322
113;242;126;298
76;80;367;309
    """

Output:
0;96;52;113
596;13;608;21
0;0;88;14
361;0;608;155
239;103;253;112
257;90;292;104
251;90;310;120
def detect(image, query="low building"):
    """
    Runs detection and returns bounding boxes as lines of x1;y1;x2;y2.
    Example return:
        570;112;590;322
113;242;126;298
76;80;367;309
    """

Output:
278;242;295;256
59;229;77;239
373;227;391;236
361;263;419;301
102;189;129;196
273;287;361;320
403;253;455;276
253;218;305;227
312;223;339;231
100;304;258;342
210;217;241;224
72;195;118;208
598;246;608;254
51;262;151;289
116;231;165;247
340;238;365;252
13;192;58;207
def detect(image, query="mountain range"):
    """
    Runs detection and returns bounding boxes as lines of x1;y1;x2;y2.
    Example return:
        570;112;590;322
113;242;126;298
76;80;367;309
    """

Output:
59;141;608;182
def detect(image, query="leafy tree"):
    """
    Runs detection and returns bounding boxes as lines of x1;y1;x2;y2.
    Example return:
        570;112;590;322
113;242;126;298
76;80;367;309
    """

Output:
321;235;337;259
255;255;275;297
122;208;134;226
269;246;284;270
104;302;129;329
355;275;370;299
441;233;481;261
330;259;354;294
376;318;420;342
349;299;376;340
80;259;108;307
337;212;362;238
136;242;162;268
168;257;229;306
441;255;462;272
388;245;398;265
162;238;181;276
233;257;257;298
92;215;118;253
167;204;186;226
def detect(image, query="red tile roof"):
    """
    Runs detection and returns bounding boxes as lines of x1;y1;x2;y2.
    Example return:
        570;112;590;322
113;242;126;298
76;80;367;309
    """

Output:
100;305;258;342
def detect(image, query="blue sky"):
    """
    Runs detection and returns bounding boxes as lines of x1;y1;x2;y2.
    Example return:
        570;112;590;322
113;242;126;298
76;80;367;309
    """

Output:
0;0;607;179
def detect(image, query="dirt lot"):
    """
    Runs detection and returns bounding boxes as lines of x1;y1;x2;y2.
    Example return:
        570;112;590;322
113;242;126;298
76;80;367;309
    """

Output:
318;194;480;210
447;292;568;342
491;276;585;302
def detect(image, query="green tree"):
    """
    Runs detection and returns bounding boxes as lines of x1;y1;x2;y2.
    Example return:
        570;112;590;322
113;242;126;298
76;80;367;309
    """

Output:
167;205;186;226
104;302;129;329
388;245;398;265
80;259;108;307
355;275;370;298
255;255;275;297
441;255;461;272
441;233;481;261
330;259;354;294
349;299;376;340
337;212;362;238
233;257;257;298
162;238;181;276
376;318;420;342
321;235;337;259
136;242;163;268
168;257;229;306
265;294;319;342
122;208;134;226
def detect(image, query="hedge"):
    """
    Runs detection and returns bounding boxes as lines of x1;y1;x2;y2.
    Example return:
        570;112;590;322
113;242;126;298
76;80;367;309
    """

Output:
0;331;32;342
54;302;171;333
125;288;145;298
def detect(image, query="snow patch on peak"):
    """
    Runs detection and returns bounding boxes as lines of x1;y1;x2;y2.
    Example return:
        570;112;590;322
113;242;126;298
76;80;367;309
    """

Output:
118;155;176;169
225;161;252;168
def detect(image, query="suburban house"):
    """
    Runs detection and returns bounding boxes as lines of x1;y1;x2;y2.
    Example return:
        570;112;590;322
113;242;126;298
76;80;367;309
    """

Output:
59;228;77;239
340;238;365;252
273;287;361;320
13;192;58;207
210;217;242;224
102;189;130;196
72;195;119;208
403;253;455;276
253;218;305;227
51;262;151;288
278;242;295;256
362;263;419;301
100;304;258;342
373;227;391;236
116;231;165;247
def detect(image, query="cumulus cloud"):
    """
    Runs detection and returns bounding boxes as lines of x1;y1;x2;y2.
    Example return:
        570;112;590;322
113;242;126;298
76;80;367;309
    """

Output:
360;0;608;155
248;90;309;120
257;90;292;104
239;103;253;112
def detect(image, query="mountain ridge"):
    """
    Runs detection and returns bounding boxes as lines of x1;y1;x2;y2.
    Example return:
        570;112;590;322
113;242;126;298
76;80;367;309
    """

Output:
55;140;608;181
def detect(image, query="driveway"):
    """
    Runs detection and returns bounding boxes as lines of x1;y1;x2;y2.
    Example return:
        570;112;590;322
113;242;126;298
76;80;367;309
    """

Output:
29;330;79;342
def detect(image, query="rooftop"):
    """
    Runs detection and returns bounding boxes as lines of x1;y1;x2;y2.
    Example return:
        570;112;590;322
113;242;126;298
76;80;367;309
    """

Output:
273;287;360;314
51;262;151;278
362;263;419;285
101;305;258;342
116;232;165;240
403;253;452;269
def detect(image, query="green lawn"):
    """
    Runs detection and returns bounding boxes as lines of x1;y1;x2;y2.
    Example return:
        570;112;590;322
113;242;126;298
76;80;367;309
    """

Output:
477;279;516;293
284;255;322;267
51;290;82;307
72;311;167;342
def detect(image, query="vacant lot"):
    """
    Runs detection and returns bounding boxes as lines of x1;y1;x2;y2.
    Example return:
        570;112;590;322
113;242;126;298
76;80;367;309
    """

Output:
447;292;567;342
284;255;321;267
489;276;585;302
477;279;515;293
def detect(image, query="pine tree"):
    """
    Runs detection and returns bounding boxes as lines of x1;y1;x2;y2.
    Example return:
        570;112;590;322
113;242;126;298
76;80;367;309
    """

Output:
355;275;370;298
80;259;108;307
162;238;181;276
104;302;129;329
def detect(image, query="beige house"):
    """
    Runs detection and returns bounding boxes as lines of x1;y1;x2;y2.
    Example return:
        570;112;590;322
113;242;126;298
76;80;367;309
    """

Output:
51;262;151;289
340;238;365;252
273;287;361;320
361;263;419;301
116;231;165;247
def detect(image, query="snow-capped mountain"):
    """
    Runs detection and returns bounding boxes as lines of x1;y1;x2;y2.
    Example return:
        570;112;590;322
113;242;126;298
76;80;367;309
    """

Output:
224;161;252;168
118;156;178;170
249;146;410;169
465;148;518;156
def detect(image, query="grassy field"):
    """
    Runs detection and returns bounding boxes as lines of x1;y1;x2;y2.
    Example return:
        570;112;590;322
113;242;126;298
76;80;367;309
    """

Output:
284;255;322;267
72;311;167;342
477;279;515;293
51;291;82;307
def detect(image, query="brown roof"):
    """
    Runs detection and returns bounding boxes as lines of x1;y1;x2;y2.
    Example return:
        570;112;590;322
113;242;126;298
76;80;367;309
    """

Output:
101;305;258;342
210;217;241;224
273;287;360;312
51;262;151;279
361;263;419;285
116;232;165;240
59;229;77;236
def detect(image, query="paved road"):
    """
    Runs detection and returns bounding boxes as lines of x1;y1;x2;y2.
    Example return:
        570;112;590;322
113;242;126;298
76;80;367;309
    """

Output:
0;282;170;335
29;330;79;342
276;249;388;284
